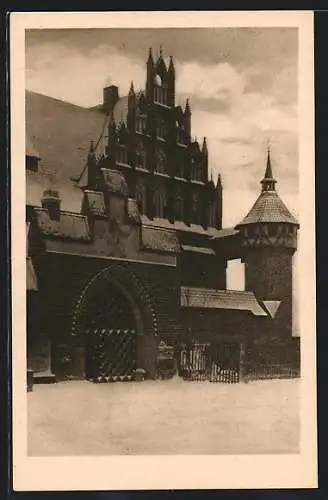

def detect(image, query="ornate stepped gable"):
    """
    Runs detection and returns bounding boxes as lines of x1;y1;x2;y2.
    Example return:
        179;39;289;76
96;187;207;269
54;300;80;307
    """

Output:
25;49;229;249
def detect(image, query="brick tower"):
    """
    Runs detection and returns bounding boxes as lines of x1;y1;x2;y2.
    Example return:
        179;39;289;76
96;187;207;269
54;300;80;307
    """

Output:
235;149;299;339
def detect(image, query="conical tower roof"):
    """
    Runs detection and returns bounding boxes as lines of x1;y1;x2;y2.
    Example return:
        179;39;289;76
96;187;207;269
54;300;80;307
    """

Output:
236;150;299;228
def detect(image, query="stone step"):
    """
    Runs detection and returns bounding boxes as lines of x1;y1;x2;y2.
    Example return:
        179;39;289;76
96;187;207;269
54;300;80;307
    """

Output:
33;370;56;384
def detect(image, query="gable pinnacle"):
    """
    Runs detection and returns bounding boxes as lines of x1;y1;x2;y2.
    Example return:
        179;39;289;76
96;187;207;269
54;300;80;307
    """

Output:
202;137;208;155
184;98;191;116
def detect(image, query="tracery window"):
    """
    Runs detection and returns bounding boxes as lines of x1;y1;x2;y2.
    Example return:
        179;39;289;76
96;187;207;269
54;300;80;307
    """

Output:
136;141;147;169
154;146;167;174
153;187;167;218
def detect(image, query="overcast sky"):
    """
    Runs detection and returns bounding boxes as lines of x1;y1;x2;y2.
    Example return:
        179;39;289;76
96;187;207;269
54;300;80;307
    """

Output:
25;27;298;228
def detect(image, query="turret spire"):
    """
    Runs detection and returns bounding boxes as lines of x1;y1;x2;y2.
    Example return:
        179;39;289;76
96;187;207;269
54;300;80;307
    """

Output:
202;137;208;156
147;47;154;65
185;98;191;115
129;81;135;95
261;145;277;192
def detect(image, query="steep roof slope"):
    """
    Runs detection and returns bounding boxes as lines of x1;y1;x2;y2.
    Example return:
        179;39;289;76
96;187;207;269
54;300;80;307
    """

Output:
26;90;110;210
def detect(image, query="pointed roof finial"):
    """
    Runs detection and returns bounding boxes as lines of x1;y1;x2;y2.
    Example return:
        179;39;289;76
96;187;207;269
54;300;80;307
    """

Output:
210;170;214;183
159;45;163;57
261;142;277;192
217;173;222;188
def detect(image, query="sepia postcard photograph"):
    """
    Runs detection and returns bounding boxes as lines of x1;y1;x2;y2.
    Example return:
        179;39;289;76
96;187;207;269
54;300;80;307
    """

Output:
11;10;317;491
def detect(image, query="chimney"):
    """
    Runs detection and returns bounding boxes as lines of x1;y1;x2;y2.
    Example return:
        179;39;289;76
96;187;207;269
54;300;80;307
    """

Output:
41;189;61;221
103;85;119;115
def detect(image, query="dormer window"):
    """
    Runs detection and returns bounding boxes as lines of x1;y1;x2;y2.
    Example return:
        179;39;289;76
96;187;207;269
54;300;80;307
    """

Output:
26;155;39;172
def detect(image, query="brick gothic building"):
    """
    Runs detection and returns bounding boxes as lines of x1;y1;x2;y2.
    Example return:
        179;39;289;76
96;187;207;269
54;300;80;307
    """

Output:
26;49;300;383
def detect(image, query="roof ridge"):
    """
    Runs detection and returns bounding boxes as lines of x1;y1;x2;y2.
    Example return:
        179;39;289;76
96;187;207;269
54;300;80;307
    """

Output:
35;207;88;219
26;89;100;113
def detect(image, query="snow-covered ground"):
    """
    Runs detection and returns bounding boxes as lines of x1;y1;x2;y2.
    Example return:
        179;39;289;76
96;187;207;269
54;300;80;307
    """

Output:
28;377;299;456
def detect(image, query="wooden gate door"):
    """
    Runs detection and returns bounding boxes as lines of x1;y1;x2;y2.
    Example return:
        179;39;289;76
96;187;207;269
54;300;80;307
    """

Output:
209;342;240;383
86;328;137;382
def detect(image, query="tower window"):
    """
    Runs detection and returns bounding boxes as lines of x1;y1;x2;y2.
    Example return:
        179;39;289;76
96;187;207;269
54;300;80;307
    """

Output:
153;75;168;105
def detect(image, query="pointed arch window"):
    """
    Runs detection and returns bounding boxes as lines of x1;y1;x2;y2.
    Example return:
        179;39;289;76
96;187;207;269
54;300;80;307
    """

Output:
156;120;166;140
136;141;147;169
191;157;203;182
209;203;217;227
174;191;184;221
192;192;201;225
153;74;168;105
136;183;146;215
154;146;167;174
136;115;146;134
176;121;185;145
153;187;167;218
